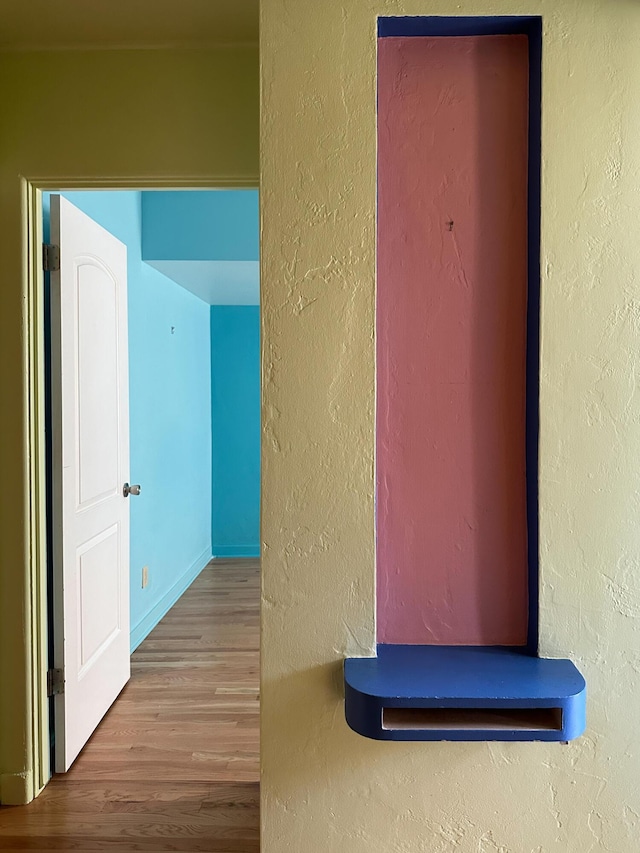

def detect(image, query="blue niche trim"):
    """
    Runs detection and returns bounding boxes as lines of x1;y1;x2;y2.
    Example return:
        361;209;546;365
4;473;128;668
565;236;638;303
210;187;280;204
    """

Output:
345;646;586;743
377;16;541;38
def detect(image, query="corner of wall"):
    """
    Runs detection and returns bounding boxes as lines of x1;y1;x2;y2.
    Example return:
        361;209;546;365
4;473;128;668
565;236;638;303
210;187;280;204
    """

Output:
0;770;34;806
212;545;260;559
129;547;212;653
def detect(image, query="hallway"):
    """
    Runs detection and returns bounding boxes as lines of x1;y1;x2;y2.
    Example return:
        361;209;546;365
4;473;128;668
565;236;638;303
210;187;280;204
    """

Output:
0;559;260;851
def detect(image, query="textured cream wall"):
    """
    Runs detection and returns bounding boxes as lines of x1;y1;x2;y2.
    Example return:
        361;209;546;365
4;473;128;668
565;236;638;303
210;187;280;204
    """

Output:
0;46;258;804
261;2;640;850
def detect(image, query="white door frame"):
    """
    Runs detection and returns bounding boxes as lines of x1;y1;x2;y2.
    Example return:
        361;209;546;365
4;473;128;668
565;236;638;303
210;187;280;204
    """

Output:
24;176;258;796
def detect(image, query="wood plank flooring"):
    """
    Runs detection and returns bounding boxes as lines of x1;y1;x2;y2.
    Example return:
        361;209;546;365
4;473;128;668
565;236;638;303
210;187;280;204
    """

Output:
0;558;260;852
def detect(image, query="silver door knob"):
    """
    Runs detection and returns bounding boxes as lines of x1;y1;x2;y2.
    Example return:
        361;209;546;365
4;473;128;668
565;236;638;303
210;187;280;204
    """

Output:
123;483;141;497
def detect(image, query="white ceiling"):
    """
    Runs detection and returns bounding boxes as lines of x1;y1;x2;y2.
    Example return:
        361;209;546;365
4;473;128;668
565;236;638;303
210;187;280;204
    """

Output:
146;260;259;306
0;1;258;51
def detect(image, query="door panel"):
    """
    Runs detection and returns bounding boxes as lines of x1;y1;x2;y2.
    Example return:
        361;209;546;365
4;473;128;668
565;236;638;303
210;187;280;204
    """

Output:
50;195;130;772
76;260;120;506
77;525;121;671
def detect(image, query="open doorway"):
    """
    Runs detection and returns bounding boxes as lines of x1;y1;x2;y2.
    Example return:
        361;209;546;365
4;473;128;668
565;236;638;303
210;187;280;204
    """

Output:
40;188;259;846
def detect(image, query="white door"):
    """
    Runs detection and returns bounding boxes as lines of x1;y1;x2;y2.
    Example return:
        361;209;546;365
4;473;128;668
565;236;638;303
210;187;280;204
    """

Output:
50;195;131;772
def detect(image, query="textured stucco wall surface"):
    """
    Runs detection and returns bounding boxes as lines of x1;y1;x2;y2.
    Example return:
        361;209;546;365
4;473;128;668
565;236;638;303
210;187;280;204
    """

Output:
261;2;640;850
0;45;258;804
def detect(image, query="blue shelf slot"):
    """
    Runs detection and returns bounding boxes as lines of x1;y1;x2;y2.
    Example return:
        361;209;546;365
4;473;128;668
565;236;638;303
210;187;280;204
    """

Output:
345;645;586;743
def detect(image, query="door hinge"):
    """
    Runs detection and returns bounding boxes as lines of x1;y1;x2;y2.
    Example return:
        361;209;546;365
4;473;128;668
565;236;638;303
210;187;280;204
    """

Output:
47;668;64;697
42;243;60;272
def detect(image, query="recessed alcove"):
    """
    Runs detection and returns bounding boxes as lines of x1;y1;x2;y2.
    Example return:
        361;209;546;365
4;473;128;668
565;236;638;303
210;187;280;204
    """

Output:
344;15;586;743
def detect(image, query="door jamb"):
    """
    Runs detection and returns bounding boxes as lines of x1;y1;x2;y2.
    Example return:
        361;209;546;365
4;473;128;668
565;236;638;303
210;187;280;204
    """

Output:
25;176;258;798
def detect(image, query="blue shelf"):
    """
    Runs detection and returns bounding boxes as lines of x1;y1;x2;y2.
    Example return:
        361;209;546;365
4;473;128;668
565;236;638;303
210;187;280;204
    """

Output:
345;645;586;742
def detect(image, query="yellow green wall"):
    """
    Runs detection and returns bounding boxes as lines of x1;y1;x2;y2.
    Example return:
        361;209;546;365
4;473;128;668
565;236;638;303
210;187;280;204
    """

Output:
0;46;258;804
261;1;640;850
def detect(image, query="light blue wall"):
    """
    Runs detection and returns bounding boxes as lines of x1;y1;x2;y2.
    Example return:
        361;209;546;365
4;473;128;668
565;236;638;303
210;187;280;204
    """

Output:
141;190;259;261
211;306;261;557
142;189;261;558
45;191;212;650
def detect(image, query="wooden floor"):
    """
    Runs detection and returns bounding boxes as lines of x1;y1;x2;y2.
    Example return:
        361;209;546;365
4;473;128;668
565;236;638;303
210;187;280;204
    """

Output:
0;558;260;852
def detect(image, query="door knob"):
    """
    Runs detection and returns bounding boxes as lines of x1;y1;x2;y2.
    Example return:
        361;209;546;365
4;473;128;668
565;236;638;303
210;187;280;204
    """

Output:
123;483;141;497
